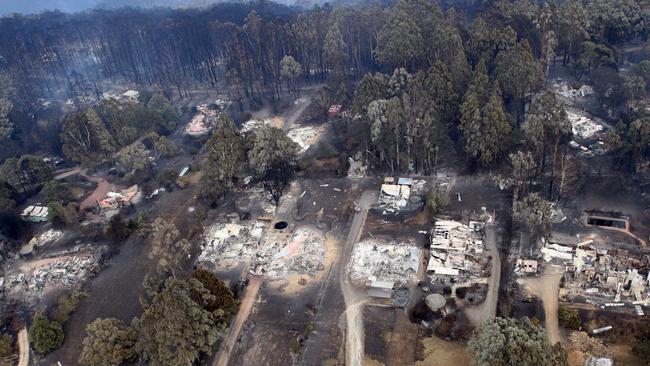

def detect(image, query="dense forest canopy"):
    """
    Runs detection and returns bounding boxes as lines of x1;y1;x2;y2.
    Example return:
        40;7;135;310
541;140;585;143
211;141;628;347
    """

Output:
4;1;650;364
0;0;310;16
0;0;650;174
1;0;645;105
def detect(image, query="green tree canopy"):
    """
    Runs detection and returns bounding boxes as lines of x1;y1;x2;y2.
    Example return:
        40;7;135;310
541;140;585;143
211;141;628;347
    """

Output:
247;125;299;206
324;21;347;79
280;55;302;98
247;125;299;176
147;94;178;130
460;82;512;166
494;40;542;104
41;180;74;205
134;277;222;366
352;73;389;116
60;109;116;165
0;154;53;193
200;114;246;205
514;192;553;236
149;218;191;276
374;0;424;68
468;317;562;366
0;98;13;140
118;141;151;173
192;269;239;322
79;318;136;366
29;316;64;354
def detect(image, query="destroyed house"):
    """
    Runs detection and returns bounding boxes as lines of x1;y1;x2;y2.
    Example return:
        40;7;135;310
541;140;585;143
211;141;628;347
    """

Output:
561;242;650;304
430;220;476;251
348;241;421;285
97;185;140;211
21;205;48;222
427;220;487;278
377;176;414;209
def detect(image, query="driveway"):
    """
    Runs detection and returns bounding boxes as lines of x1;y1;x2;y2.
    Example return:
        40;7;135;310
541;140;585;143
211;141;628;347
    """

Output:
465;223;501;326
339;190;377;366
517;265;564;344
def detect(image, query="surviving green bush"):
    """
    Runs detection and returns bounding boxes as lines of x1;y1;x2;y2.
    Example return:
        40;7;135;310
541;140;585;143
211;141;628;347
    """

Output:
558;306;581;330
29;316;64;354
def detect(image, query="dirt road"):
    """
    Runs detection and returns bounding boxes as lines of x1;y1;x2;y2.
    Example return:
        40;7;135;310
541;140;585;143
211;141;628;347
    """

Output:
517;265;564;344
17;327;29;366
214;276;262;366
339;190;377;366
465;224;500;326
55;167;103;183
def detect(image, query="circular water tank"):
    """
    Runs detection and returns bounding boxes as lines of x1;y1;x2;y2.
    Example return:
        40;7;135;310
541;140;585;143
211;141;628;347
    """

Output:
274;221;288;230
395;288;409;298
19;243;34;258
394;297;408;308
425;294;446;311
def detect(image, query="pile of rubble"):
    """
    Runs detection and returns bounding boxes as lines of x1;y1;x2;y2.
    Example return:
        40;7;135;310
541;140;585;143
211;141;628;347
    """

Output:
186;114;211;136
566;109;605;139
538;237;650;308
98;185;142;218
427;220;490;281
185;101;229;136
198;222;325;277
287;125;327;153
101;90;140;103
252;226;325;277
29;229;63;248
286;229;325;275
373;177;426;214
564;244;650;306
552;81;594;99
347;239;421;286
30;256;97;292
240;117;284;133
198;222;265;268
514;259;539;276
196;103;219;117
2;255;98;300
347;155;367;178
214;98;231;110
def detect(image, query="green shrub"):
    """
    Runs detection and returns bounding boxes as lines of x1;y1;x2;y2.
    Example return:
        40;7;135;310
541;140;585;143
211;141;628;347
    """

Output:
427;188;449;218
52;291;88;323
289;337;300;353
558;306;581;330
0;334;13;357
47;202;66;228
29;316;64;354
633;339;650;363
155;169;177;189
